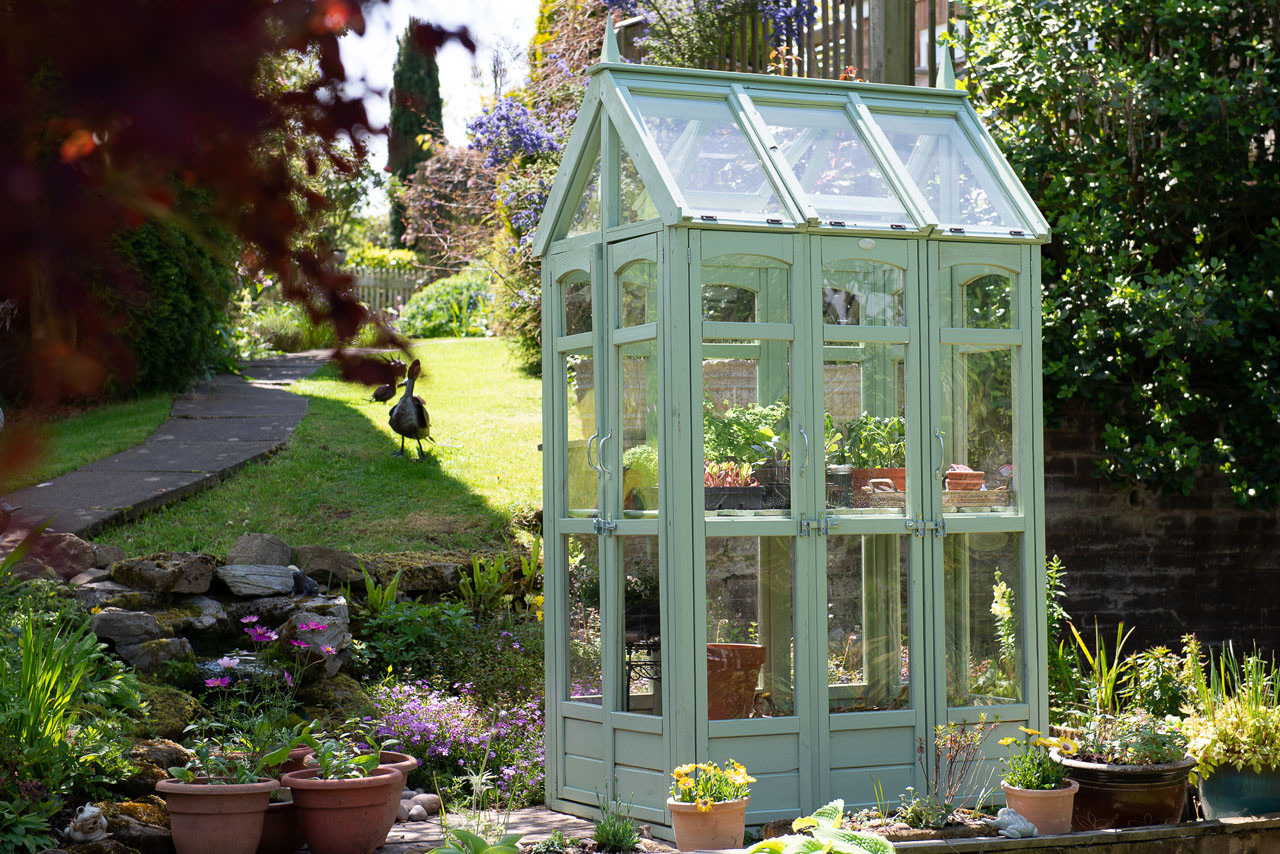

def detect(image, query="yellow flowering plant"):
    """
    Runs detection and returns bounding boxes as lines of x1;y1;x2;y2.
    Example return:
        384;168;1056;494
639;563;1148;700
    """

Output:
670;760;754;811
999;726;1074;790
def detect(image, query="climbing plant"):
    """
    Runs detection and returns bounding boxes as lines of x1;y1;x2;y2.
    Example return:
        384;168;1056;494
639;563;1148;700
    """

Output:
963;0;1280;506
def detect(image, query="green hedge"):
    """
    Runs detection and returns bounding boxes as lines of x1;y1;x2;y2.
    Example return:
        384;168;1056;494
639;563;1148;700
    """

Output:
396;266;491;339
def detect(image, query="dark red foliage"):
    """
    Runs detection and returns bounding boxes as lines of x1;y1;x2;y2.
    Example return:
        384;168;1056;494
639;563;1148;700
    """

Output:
0;1;469;409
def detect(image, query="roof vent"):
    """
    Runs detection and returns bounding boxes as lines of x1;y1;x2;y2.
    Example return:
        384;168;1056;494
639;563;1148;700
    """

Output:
767;218;783;225
700;215;718;222
890;224;907;230
949;227;966;234
1009;229;1026;236
828;220;846;227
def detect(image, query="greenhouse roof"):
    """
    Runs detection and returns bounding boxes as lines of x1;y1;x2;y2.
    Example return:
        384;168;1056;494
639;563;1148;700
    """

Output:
533;34;1049;255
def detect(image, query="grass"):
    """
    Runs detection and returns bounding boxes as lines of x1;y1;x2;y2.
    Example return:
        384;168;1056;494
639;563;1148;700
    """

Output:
1;394;173;494
96;338;543;556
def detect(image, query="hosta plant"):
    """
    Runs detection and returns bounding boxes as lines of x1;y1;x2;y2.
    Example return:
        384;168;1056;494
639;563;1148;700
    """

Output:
748;800;893;854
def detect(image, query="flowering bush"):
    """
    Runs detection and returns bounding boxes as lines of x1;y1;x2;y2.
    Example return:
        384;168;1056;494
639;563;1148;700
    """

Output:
468;97;564;170
670;760;754;810
396;265;492;339
999;726;1073;790
370;679;544;806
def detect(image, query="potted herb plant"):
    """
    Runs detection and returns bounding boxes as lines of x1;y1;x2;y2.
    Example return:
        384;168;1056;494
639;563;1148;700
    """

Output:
622;443;659;512
1050;709;1193;830
667;760;754;851
838;414;906;501
702;400;787;510
158;742;285;854
999;727;1078;835
281;737;401;854
1180;642;1280;818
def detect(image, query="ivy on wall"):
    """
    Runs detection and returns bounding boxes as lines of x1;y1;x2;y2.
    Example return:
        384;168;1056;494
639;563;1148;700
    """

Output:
964;0;1280;506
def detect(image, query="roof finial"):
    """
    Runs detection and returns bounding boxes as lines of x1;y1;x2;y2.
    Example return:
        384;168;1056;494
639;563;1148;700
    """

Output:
935;45;956;89
602;18;621;63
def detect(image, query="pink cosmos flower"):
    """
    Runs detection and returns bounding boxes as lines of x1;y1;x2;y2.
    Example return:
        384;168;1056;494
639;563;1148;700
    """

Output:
289;639;309;648
283;671;294;688
205;677;231;688
246;626;278;643
299;621;328;632
217;656;240;669
240;615;259;623
321;645;337;655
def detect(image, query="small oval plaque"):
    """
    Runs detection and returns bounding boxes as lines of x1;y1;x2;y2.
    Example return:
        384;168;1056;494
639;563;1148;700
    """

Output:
858;238;877;250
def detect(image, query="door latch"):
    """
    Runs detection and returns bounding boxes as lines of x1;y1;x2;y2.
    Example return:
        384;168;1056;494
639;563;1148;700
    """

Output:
905;516;947;538
800;515;832;537
594;514;618;536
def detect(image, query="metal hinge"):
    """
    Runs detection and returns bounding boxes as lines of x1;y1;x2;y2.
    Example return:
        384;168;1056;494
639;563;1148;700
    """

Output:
687;247;692;262
593;514;618;536
905;516;947;538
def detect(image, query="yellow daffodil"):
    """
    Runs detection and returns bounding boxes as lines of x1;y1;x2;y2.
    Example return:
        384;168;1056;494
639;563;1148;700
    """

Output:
696;798;713;813
1018;726;1042;737
998;736;1016;746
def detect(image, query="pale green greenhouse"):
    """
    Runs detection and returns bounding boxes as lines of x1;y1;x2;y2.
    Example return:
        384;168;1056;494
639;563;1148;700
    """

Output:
534;28;1050;837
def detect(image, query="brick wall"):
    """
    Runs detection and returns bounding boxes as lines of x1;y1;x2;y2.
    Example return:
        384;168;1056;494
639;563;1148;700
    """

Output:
1044;402;1280;654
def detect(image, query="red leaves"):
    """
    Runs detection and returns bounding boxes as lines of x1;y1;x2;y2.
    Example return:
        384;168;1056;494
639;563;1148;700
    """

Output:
59;128;96;162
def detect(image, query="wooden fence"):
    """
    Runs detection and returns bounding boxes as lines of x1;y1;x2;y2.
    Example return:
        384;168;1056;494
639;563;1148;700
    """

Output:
617;0;956;85
348;267;421;313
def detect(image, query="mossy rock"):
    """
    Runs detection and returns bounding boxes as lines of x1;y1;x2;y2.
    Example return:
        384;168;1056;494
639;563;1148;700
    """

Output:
357;551;500;597
151;605;202;635
99;796;170;828
296;672;375;727
135;682;205;741
103;590;172;612
67;841;143;854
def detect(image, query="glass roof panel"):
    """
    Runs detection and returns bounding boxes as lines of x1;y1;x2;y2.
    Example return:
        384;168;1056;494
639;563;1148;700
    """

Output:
619;145;658;224
565;151;601;238
870;111;1026;231
630;93;787;220
756;103;910;225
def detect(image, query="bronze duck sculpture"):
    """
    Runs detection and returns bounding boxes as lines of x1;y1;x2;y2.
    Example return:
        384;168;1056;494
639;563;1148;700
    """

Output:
388;358;432;459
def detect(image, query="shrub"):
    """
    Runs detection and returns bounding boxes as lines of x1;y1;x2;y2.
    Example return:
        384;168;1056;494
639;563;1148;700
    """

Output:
96;188;239;395
235;294;383;354
593;795;640;853
369;679;544;806
397;266;492;339
344;244;419;271
358;600;544;706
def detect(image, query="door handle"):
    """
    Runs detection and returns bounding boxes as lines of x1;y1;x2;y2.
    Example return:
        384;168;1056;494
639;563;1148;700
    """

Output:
798;423;809;477
586;431;600;474
934;428;946;481
598;430;614;479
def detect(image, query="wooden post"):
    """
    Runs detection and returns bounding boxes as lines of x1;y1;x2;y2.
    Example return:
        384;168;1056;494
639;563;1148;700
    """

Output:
869;0;912;85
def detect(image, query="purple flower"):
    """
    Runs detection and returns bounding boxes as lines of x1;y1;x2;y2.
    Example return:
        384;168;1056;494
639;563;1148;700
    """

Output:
217;656;240;669
205;677;231;688
299;621;328;632
240;615;259;623
283;671;294;688
289;639;310;648
246;626;278;643
321;645;337;655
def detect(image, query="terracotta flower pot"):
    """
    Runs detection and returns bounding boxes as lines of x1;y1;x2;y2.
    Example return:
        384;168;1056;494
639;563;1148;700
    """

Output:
282;766;402;854
257;799;304;854
156;776;279;854
851;467;907;493
944;470;985;490
278;746;314;777
374;750;420;846
706;643;766;719
668;797;749;851
1053;751;1195;831
1001;779;1078;835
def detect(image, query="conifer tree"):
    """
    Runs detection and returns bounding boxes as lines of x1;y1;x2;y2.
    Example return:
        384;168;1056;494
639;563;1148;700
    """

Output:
388;17;444;243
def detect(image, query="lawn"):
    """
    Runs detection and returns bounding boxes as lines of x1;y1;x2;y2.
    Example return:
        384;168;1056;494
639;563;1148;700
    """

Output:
96;338;543;556
2;393;173;494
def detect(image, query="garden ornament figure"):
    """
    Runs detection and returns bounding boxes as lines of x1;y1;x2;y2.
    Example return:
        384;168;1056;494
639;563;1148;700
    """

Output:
370;355;408;403
0;500;19;536
66;802;109;843
388;358;432;459
982;807;1038;839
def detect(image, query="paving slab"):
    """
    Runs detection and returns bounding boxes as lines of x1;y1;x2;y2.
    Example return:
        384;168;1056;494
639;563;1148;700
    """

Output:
81;441;280;474
381;807;601;854
147;415;300;445
0;354;324;538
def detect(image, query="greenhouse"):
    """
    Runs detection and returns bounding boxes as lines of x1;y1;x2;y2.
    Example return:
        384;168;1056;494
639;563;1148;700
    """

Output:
534;28;1051;835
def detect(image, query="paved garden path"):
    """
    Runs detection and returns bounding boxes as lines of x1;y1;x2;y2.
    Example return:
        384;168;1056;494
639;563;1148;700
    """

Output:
381;807;675;854
2;352;327;538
